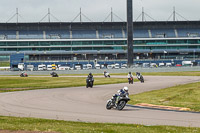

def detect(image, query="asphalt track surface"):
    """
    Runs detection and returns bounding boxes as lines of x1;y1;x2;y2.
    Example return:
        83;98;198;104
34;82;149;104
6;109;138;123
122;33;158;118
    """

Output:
0;76;200;127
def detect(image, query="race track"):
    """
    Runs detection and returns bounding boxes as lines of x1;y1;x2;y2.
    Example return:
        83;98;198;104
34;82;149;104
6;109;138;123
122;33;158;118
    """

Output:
0;76;200;127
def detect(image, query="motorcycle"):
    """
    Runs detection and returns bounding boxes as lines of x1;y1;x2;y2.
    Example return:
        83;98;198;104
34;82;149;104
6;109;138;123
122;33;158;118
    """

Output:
50;72;59;77
20;73;28;77
106;94;130;110
86;77;94;88
104;72;110;78
128;77;133;84
136;74;144;83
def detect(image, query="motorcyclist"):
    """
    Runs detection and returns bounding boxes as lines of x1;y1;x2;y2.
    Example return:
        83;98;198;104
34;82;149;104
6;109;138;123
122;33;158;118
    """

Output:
50;71;58;77
136;72;141;79
117;86;129;97
136;72;144;83
86;72;94;87
127;72;133;84
112;86;129;105
103;71;107;76
20;71;27;77
127;72;133;79
88;72;93;79
103;71;110;77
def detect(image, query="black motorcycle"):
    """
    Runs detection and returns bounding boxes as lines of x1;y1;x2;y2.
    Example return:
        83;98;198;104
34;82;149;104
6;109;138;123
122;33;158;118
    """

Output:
50;72;59;77
106;95;130;110
86;77;94;88
136;74;144;83
128;77;133;84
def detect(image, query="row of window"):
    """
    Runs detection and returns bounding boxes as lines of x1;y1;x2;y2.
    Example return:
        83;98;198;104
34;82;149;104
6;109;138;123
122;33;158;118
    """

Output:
0;45;199;51
1;39;200;46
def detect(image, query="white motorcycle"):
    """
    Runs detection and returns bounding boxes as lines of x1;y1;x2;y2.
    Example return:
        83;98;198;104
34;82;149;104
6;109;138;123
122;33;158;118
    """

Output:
104;72;110;78
106;94;130;110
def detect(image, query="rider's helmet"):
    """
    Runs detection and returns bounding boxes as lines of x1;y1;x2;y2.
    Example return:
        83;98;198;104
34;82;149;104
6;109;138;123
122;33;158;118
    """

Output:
123;86;129;92
89;72;92;75
136;72;139;74
129;72;131;74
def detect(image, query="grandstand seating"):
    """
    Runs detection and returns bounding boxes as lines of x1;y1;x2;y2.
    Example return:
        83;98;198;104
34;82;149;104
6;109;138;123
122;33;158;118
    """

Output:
19;30;43;39
133;29;149;38
99;29;123;38
177;28;200;37
123;29;150;38
1;27;200;39
46;30;70;39
72;30;96;39
0;30;16;39
151;29;175;38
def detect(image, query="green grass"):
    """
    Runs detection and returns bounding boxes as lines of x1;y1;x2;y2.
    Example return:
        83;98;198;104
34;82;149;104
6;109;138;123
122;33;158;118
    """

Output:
141;71;200;76
55;71;200;76
0;62;9;67
0;71;200;77
0;116;199;133
129;82;200;112
0;77;130;92
24;71;200;76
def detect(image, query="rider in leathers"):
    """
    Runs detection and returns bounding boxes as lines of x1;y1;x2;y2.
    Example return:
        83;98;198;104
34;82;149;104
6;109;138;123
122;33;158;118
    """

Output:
113;87;129;105
127;72;133;79
136;72;142;79
86;72;94;85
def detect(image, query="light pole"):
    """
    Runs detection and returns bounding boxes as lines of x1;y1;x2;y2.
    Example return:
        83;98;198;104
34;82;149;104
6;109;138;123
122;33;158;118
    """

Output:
127;0;133;67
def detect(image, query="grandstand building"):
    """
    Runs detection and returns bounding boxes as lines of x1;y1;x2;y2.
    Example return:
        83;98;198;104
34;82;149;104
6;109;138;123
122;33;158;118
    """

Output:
0;21;200;63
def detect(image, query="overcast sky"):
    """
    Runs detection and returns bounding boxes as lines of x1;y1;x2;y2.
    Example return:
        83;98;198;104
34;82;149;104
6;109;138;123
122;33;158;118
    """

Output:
0;0;200;22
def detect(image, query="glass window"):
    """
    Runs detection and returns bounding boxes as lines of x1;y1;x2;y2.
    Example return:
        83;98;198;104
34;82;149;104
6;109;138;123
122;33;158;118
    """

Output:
0;42;6;46
61;41;71;45
50;42;60;46
82;41;92;45
29;42;39;46
18;42;29;46
114;41;126;45
104;41;114;45
7;42;17;46
134;40;145;44
188;46;197;49
93;41;103;45
176;40;187;44
187;40;198;44
72;41;82;45
40;42;50;46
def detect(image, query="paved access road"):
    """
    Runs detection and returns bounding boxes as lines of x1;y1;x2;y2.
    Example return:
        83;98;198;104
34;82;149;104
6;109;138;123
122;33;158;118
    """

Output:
0;76;200;127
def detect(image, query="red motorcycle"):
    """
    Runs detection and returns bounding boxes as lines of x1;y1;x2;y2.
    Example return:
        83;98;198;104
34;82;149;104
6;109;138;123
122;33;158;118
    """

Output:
20;72;28;77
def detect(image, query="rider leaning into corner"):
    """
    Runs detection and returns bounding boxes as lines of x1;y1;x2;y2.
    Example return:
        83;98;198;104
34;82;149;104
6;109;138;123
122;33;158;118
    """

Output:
103;70;107;75
136;72;141;77
113;86;129;105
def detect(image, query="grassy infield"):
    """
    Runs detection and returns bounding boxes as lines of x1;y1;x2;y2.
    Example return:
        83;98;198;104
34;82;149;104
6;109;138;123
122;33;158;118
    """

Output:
0;77;128;92
0;62;9;67
0;72;200;132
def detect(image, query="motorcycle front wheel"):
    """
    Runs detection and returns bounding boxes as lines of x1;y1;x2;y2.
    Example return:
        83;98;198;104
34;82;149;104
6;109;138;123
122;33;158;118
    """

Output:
117;100;126;110
106;101;112;110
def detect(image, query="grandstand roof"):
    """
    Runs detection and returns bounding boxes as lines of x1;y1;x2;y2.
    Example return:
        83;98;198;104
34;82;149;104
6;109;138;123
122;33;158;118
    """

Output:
1;21;200;30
